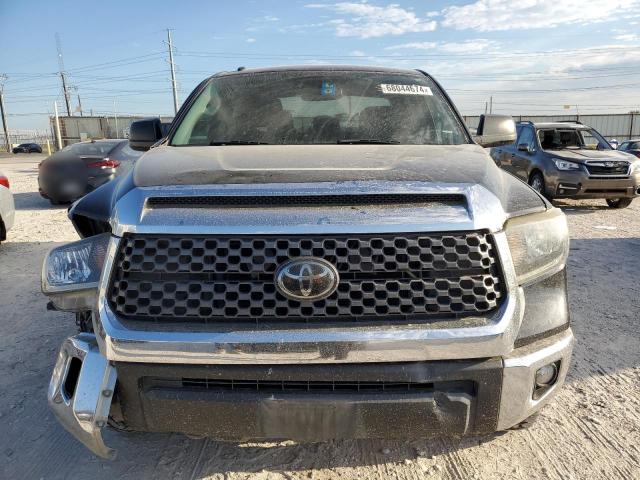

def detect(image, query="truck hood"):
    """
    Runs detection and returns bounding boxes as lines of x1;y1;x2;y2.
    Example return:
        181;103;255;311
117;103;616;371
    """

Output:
69;143;547;237
131;144;545;216
547;149;631;163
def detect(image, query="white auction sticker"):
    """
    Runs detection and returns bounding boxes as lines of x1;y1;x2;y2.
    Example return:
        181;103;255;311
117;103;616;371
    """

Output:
380;84;433;95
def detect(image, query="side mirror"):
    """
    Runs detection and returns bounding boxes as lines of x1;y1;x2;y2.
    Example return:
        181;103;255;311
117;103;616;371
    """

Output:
129;118;163;151
474;114;517;148
517;143;532;153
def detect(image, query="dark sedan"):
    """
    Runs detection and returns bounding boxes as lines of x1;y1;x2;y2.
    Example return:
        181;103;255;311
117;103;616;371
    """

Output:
618;139;640;158
38;139;141;204
13;143;42;153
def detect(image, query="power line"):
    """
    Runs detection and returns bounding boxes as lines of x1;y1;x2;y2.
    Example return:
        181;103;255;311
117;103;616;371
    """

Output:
173;45;640;60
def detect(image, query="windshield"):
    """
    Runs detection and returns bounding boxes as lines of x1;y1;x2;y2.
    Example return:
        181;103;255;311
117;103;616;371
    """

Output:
537;128;612;151
171;70;469;146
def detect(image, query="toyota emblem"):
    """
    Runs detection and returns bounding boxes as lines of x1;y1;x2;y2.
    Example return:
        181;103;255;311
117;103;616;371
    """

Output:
275;258;339;301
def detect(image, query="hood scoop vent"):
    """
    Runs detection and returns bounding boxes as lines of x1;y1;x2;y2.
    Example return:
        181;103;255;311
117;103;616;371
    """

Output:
146;193;466;209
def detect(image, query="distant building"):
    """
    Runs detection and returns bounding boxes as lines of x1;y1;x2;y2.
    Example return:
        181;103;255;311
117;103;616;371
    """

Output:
49;115;174;147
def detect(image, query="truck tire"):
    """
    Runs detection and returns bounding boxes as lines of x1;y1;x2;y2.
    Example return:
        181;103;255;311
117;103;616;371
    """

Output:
606;198;633;209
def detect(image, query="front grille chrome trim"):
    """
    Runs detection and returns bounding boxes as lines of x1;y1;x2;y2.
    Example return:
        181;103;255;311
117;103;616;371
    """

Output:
95;231;524;365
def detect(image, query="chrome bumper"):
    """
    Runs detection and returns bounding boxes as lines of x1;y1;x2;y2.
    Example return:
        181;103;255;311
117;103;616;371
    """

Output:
47;334;118;459
498;328;574;429
49;329;573;458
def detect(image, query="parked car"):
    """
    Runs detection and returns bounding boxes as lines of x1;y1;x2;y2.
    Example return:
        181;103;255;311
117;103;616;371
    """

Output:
0;171;15;244
12;142;42;153
618;139;640;158
38;139;141;204
42;66;573;459
490;120;640;208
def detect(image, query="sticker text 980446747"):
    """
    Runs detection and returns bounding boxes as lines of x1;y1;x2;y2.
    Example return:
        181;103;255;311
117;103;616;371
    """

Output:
380;84;433;95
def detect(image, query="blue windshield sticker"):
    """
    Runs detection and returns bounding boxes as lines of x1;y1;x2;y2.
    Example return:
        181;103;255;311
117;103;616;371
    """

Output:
321;80;336;96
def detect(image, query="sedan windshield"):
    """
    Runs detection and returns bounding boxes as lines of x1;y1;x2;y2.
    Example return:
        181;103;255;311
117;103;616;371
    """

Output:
537;128;612;151
171;70;469;146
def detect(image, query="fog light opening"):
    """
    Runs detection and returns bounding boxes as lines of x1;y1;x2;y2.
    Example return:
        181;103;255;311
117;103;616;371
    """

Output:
63;356;83;400
533;361;560;399
535;363;558;387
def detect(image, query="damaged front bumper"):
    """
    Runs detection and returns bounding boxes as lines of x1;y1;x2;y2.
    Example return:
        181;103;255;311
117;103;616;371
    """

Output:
48;329;573;458
47;334;118;459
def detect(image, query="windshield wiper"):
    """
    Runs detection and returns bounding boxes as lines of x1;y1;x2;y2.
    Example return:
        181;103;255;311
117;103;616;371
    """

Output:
337;139;400;145
209;140;269;145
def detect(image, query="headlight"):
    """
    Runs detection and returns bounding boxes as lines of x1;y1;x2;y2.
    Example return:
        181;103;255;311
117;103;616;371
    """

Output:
505;208;569;285
553;159;581;171
42;233;111;310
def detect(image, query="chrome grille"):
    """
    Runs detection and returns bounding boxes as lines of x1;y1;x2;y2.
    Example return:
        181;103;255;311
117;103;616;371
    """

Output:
107;233;505;323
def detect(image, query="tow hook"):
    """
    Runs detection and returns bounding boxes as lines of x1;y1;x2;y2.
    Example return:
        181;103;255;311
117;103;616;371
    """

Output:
47;333;118;459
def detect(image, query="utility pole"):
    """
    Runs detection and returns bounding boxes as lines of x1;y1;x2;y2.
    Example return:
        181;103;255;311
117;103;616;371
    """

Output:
166;29;179;114
77;93;83;116
56;33;72;116
0;75;10;153
53;101;63;150
489;96;493;114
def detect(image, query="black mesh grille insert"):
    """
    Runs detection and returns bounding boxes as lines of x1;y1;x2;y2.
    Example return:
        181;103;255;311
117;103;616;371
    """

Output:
585;162;629;176
146;194;466;209
108;232;505;323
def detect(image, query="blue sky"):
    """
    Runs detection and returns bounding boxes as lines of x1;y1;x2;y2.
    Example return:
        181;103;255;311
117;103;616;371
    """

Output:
2;0;640;130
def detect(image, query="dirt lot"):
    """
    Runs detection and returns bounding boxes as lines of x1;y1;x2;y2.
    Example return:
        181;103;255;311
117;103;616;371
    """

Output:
1;154;639;480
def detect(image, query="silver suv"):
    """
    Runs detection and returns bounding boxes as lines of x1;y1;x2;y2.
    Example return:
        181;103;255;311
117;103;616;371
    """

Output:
491;120;640;208
42;66;573;458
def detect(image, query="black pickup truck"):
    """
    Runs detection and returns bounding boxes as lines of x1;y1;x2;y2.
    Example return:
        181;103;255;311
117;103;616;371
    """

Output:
42;66;573;458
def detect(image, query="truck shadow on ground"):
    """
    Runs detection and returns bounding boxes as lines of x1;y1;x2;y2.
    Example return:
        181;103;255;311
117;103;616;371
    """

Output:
101;430;504;475
12;191;68;210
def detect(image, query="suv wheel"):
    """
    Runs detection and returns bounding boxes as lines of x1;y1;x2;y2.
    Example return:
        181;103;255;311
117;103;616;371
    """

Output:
606;198;633;209
529;172;547;196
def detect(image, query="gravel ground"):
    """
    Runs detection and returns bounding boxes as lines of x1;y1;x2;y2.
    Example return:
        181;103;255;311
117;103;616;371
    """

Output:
1;155;639;480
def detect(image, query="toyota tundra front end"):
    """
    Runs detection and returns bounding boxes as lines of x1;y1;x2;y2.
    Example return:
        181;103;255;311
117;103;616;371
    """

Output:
41;66;574;458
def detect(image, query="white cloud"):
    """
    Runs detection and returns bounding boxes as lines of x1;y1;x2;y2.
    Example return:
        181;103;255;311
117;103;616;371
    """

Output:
614;33;638;41
263;15;279;21
441;0;640;32
306;2;437;38
246;37;256;43
385;39;498;54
